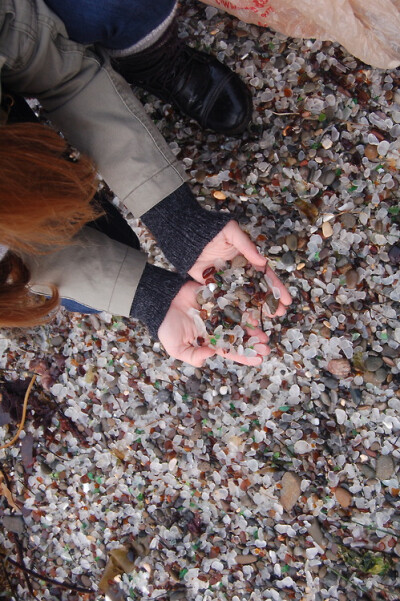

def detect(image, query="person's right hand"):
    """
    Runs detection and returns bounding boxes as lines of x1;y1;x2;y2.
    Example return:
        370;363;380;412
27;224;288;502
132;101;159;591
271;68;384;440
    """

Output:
158;281;270;367
188;221;292;317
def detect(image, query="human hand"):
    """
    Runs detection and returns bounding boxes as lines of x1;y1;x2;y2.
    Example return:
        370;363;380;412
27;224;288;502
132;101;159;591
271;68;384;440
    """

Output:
158;280;270;367
188;221;292;317
263;263;292;317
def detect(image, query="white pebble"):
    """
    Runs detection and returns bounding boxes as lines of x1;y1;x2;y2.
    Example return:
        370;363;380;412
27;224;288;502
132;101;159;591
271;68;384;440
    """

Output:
377;140;390;156
335;409;347;425
306;547;320;559
168;458;177;471
294;441;311;454
247;459;259;472
367;133;379;144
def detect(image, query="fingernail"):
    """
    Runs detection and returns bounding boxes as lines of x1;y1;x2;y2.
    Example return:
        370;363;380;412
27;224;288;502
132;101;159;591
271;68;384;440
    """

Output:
254;343;267;353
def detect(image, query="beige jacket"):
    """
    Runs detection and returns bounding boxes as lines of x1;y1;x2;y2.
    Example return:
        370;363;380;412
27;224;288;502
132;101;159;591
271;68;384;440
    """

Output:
0;0;187;315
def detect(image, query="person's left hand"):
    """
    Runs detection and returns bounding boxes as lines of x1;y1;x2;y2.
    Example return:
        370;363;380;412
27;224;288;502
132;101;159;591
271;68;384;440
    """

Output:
158;281;270;367
188;221;292;316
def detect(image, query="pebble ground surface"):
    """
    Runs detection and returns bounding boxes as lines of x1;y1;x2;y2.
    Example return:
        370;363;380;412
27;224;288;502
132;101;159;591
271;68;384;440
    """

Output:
1;1;400;600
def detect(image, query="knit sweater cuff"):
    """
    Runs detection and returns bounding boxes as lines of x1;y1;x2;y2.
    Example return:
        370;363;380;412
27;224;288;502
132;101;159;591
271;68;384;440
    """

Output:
141;184;231;275
130;263;188;339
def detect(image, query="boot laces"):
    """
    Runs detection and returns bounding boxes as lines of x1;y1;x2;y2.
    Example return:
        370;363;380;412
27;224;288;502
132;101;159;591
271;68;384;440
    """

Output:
146;38;199;92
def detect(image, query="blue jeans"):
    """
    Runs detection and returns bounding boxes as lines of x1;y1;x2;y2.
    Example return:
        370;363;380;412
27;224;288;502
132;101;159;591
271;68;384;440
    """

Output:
61;299;99;313
44;0;176;49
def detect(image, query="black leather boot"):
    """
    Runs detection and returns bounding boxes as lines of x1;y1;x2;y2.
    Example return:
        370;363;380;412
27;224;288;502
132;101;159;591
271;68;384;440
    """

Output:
112;22;252;135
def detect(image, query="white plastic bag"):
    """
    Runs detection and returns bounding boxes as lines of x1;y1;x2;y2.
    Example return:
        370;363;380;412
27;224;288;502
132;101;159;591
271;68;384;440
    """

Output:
200;0;400;69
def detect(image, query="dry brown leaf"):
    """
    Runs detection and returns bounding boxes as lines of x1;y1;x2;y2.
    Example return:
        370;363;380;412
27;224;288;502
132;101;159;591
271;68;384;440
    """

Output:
295;199;319;222
98;546;137;594
0;474;19;511
98;561;121;594
111;448;126;462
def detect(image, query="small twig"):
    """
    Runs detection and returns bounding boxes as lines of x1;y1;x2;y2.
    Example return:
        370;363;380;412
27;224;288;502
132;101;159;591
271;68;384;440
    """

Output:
328;567;369;594
1;556;22;601
0;551;94;594
12;534;35;598
260;302;266;334
0;458;38;498
0;375;36;450
36;441;65;462
270;111;300;116
373;581;400;600
54;406;88;445
351;520;400;539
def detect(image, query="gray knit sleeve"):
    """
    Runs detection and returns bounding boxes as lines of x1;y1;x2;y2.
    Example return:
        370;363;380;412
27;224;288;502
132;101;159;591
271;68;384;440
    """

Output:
130;263;189;338
141;184;231;275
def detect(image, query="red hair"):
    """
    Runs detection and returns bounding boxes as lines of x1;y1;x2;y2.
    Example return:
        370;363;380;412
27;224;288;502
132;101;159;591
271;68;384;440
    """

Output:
0;252;59;327
0;123;101;327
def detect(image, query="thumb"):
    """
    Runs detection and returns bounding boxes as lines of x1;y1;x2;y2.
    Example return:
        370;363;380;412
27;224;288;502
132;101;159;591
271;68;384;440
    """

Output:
227;222;266;269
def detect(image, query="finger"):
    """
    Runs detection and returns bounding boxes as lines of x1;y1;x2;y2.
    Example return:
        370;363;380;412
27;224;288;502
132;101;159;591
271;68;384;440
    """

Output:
274;302;290;317
244;311;258;325
245;322;269;344
215;347;269;366
243;311;264;329
253;343;271;355
264;265;292;306
246;329;269;345
177;344;216;367
242;315;269;344
244;330;268;346
263;301;289;318
227;222;267;269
